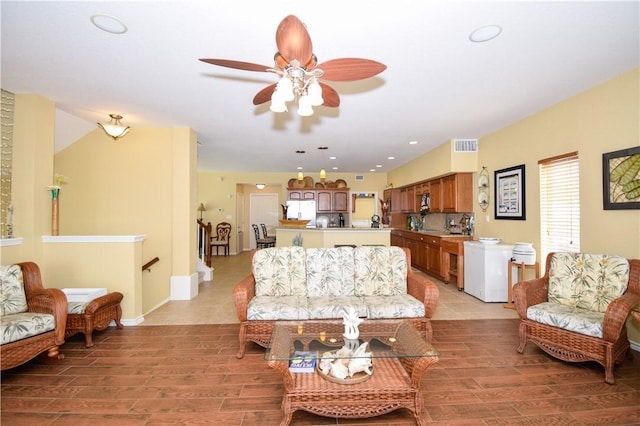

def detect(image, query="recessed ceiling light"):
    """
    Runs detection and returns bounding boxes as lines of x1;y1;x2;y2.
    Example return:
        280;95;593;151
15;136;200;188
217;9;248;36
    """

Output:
376;165;382;168
90;15;128;34
369;169;376;172
387;156;395;160
297;166;303;170
469;25;502;43
409;141;418;145
329;156;336;160
332;167;339;170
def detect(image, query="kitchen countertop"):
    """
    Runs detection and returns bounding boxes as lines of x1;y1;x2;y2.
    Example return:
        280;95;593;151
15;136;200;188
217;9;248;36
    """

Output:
276;227;390;231
392;228;472;238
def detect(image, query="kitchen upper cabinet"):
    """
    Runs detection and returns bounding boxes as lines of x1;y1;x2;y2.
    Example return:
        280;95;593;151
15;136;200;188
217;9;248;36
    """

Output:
316;190;349;213
441;173;473;212
333;191;349;212
429;179;442;212
289;190;316;200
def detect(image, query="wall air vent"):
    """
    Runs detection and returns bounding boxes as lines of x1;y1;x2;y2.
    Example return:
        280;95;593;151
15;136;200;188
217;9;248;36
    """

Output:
354;175;365;182
453;138;478;152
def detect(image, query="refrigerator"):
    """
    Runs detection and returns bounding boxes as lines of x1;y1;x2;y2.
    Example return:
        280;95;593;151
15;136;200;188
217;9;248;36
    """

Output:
286;200;316;227
463;241;514;302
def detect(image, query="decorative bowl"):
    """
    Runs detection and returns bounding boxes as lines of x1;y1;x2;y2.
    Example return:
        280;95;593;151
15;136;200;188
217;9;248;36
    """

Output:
279;219;310;228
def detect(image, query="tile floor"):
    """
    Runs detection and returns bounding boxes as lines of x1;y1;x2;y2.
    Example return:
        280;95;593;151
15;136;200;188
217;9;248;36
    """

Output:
142;251;519;325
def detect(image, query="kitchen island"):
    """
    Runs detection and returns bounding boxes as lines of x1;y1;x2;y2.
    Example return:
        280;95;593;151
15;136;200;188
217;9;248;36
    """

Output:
275;227;391;248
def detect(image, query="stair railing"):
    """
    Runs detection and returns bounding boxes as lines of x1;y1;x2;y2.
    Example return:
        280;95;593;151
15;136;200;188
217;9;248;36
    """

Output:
197;219;212;267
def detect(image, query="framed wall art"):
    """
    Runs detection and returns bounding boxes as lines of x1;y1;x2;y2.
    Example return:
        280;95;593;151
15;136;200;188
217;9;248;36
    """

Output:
494;164;526;220
602;146;640;210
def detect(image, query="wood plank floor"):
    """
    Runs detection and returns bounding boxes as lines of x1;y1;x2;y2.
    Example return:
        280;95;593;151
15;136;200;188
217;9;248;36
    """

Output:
2;319;639;425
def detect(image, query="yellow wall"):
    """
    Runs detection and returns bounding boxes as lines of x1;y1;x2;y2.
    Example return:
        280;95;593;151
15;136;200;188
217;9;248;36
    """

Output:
0;94;55;265
386;68;640;343
1;92;197;319
53;126;196;314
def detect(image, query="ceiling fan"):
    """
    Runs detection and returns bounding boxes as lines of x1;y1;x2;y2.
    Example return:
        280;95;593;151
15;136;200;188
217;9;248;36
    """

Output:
199;15;386;115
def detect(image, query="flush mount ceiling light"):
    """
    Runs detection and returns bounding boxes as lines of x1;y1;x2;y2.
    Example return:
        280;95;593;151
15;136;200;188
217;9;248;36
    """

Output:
256;184;266;190
90;15;128;34
469;25;502;43
98;114;130;140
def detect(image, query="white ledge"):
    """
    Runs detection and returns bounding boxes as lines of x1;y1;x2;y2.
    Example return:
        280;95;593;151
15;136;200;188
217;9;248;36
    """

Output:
0;237;24;247
42;235;146;243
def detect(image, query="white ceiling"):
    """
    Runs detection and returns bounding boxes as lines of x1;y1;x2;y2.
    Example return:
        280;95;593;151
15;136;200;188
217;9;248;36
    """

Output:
2;1;638;174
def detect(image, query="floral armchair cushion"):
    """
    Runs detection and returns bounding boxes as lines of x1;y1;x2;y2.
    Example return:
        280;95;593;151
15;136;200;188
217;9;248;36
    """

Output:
306;247;355;297
1;312;56;345
353;246;408;296
0;264;28;316
547;253;629;313
253;246;307;297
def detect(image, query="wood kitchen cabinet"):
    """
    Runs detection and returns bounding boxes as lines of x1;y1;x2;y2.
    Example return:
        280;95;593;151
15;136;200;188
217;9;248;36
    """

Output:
429;179;442;212
316;190;349;213
288;190;316;200
424;235;442;278
441;237;471;290
441;173;473;212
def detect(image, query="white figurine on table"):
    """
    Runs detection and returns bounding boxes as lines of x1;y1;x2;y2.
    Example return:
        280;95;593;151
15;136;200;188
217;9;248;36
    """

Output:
342;307;363;340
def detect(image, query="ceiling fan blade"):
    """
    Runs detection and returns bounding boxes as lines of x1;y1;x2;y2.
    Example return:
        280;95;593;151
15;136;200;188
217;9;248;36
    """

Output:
275;15;313;65
199;58;272;72
253;83;277;105
320;83;340;107
316;58;387;81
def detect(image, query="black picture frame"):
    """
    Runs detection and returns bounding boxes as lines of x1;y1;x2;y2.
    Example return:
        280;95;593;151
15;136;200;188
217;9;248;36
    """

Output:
602;146;640;210
494;164;526;220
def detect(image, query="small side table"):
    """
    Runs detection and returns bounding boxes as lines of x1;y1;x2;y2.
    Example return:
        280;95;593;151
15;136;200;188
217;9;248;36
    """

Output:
504;261;540;309
65;292;124;347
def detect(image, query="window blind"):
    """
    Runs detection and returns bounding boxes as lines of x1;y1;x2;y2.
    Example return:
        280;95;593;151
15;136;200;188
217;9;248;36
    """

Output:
539;152;580;262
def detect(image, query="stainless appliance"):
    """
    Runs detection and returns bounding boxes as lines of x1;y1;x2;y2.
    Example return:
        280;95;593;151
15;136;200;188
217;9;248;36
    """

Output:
463;241;514;302
285;200;316;227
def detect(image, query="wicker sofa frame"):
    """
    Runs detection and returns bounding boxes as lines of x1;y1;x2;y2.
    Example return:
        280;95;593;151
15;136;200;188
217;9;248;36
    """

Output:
1;262;68;370
514;253;640;384
232;247;439;359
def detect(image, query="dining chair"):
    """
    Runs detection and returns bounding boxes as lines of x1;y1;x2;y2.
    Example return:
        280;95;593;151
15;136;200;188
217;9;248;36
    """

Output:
252;224;275;249
210;222;232;256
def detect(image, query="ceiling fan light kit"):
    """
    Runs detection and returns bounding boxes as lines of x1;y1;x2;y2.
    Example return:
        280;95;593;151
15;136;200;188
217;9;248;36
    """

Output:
200;15;386;117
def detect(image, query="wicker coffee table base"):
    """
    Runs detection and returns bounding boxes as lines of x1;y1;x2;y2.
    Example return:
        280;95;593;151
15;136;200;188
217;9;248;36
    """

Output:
267;321;438;425
274;356;434;426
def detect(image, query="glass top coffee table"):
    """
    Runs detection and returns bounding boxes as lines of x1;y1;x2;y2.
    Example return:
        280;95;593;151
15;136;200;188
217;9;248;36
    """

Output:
265;319;439;426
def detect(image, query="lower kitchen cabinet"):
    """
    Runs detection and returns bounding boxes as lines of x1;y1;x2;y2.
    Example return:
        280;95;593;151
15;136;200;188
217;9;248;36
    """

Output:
392;230;470;283
441;238;471;290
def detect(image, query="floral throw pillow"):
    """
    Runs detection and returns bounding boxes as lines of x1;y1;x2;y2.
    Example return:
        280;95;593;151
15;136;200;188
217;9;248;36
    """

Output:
547;253;629;313
0;264;28;316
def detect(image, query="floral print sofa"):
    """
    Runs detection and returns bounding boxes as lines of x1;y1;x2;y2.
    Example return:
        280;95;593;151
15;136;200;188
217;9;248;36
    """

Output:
515;252;640;384
1;262;68;370
232;245;439;358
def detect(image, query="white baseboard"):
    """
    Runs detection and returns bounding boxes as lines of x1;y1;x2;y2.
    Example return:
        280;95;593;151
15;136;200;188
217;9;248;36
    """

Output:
170;272;199;300
630;339;640;352
119;315;144;326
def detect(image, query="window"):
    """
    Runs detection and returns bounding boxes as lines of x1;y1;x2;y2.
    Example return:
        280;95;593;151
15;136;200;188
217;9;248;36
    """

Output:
539;152;580;263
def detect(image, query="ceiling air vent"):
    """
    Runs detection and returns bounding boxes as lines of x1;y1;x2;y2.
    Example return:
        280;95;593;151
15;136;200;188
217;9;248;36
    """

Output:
354;175;365;182
453;138;478;152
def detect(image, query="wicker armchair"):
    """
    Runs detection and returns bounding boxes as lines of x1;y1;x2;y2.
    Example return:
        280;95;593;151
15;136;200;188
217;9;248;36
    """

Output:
514;252;640;384
1;262;68;370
